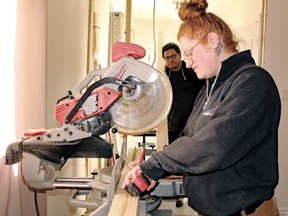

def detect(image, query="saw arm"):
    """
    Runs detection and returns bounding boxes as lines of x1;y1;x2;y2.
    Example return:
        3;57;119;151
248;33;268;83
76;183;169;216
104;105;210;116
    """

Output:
5;42;173;215
6;55;172;165
6;135;113;169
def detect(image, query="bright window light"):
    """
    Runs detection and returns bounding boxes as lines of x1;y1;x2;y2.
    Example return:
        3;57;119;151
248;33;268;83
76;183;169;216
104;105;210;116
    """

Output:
0;1;17;158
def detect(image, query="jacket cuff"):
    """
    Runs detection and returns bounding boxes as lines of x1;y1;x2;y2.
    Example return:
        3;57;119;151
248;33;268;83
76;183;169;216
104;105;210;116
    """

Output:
140;160;166;181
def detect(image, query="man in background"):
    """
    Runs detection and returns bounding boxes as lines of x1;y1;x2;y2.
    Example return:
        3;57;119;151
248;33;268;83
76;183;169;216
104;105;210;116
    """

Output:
162;42;205;145
161;42;205;207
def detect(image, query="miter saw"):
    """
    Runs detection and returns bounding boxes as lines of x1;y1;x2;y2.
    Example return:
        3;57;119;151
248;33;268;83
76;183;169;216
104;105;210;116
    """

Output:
5;42;182;215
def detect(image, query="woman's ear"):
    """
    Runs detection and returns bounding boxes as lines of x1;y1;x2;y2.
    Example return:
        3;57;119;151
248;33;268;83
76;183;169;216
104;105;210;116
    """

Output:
206;32;219;48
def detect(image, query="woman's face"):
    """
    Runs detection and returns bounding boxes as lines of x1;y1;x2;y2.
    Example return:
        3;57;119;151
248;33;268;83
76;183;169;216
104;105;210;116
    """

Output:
179;33;221;79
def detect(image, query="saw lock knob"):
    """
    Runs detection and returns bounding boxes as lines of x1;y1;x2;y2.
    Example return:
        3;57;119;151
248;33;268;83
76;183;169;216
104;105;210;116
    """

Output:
111;127;117;133
126;174;150;196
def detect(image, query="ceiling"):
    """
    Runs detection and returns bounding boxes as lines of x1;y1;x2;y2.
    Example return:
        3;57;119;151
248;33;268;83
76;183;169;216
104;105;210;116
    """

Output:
131;0;180;20
131;0;249;23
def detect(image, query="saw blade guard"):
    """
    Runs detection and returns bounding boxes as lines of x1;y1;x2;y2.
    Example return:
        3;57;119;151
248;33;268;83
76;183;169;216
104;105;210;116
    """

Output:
103;57;172;135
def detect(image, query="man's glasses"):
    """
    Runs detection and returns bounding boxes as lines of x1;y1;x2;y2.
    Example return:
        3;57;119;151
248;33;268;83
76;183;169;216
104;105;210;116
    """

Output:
164;53;178;62
183;35;207;63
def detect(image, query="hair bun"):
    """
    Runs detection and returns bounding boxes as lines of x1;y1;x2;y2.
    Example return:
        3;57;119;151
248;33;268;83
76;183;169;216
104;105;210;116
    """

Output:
178;0;208;21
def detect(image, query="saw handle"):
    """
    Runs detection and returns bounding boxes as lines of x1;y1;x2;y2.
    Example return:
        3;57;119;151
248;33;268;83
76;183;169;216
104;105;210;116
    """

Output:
112;42;146;62
125;173;150;196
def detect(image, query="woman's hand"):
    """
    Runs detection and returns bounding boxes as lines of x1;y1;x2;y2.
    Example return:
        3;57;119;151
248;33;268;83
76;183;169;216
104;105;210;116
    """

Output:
121;165;142;189
128;160;139;169
121;164;157;191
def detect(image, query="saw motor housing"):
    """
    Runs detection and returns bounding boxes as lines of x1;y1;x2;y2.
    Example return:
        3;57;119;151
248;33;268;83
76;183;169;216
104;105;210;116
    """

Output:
54;86;121;135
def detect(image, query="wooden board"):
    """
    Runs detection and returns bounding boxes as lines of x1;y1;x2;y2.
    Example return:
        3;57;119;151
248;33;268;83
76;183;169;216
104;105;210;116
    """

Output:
156;118;168;151
108;148;141;216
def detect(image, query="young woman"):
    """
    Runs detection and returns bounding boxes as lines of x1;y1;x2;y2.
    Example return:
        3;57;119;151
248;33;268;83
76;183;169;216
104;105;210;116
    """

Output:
122;1;281;215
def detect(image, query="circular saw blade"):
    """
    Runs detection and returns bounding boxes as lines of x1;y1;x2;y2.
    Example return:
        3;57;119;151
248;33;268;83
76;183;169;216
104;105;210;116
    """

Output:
103;57;172;135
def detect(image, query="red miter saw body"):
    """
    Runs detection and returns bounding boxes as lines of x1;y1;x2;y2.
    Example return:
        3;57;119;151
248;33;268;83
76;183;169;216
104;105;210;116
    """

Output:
54;86;122;134
5;43;173;193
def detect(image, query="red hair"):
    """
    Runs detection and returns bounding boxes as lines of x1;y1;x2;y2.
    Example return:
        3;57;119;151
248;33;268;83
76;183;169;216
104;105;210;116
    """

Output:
177;0;239;53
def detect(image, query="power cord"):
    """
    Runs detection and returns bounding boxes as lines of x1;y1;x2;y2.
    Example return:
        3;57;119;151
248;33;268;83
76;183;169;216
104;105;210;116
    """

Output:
34;190;40;216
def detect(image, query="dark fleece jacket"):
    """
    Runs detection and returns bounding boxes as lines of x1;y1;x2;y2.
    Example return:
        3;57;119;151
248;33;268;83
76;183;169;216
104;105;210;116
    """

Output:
140;50;281;216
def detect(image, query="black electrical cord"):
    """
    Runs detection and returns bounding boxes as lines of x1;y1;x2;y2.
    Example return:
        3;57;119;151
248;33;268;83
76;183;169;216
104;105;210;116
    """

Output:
34;190;40;216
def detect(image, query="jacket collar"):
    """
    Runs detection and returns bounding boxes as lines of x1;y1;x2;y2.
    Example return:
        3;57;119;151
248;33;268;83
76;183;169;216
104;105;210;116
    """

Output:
209;50;255;83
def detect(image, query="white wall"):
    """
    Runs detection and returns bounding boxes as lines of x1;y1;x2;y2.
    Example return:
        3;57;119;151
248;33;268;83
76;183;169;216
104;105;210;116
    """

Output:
46;1;89;215
264;0;288;212
132;0;263;68
93;0;113;68
46;0;89;129
3;1;48;215
133;19;181;66
207;0;262;29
